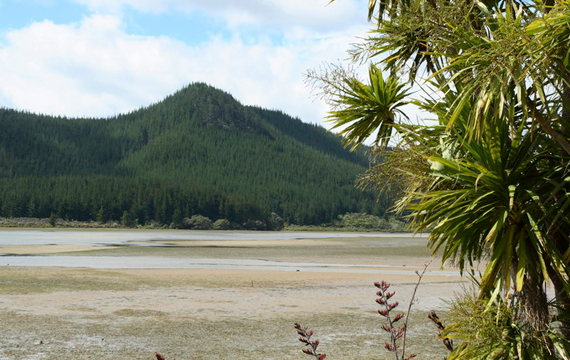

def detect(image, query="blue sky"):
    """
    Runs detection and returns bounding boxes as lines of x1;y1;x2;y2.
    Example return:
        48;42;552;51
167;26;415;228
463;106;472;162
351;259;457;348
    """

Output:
0;0;370;126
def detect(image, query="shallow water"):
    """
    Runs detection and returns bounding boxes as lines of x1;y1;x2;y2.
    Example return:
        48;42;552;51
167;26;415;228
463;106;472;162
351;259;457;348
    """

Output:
0;230;437;273
0;255;458;276
0;229;425;246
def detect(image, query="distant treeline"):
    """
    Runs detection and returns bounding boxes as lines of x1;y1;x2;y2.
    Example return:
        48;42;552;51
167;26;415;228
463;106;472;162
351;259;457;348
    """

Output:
0;83;395;226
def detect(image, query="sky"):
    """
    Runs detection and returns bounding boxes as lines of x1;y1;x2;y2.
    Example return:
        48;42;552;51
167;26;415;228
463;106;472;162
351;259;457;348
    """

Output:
0;0;372;127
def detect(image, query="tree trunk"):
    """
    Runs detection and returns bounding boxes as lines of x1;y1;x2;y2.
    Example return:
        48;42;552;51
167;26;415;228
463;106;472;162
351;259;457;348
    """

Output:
550;230;570;341
511;256;551;336
520;270;551;334
551;274;570;340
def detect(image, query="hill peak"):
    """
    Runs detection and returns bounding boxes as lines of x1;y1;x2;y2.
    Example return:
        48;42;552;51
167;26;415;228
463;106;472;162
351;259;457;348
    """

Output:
145;83;273;137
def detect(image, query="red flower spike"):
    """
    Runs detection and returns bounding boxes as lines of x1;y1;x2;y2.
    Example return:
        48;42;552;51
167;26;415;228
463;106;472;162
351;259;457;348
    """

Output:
155;354;166;360
295;323;327;360
393;313;404;322
378;309;388;316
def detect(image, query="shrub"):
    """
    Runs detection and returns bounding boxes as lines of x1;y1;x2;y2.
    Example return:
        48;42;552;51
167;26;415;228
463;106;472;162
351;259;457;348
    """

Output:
183;215;213;230
268;212;284;231
388;217;407;231
444;291;570;359
213;218;231;230
336;212;390;229
171;208;184;228
49;213;58;227
95;206;106;224
120;211;137;228
242;219;267;230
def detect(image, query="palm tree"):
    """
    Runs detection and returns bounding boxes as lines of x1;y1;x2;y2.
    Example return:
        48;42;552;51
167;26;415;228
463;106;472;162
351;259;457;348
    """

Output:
322;0;570;352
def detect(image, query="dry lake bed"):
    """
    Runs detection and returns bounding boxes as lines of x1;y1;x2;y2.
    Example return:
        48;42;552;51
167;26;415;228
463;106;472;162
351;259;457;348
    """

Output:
0;229;472;359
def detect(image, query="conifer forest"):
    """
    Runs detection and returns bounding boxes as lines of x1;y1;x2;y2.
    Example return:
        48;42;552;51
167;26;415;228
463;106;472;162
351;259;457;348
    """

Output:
0;83;391;228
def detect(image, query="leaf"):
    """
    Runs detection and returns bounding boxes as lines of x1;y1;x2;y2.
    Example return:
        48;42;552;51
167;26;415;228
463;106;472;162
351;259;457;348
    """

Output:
515;234;527;292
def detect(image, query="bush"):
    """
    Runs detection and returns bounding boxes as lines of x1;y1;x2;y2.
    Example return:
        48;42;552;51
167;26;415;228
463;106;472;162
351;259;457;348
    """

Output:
213;219;232;230
336;212;389;229
444;292;570;359
388;217;408;231
171;208;184;228
183;215;213;230
121;211;137;228
49;213;59;227
268;212;284;231
95;206;106;224
242;219;267;230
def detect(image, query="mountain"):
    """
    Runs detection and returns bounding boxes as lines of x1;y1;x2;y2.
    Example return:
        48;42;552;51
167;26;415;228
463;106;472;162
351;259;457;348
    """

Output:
0;83;392;226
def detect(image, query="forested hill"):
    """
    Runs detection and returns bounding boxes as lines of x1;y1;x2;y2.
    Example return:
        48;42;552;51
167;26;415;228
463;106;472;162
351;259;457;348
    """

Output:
0;83;391;227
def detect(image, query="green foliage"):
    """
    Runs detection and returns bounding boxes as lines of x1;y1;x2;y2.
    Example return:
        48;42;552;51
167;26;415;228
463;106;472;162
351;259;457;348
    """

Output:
183;215;213;230
242;219;267;230
445;292;570;359
121;210;136;228
337;212;389;229
326;64;410;151
410;122;570;297
212;218;232;230
171;208;184;228
267;212;285;231
324;0;570;347
0;83;394;226
49;212;58;227
95;206;106;224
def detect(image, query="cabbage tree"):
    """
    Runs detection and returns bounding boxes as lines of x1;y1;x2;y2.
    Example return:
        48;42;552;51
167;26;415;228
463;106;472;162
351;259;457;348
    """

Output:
322;0;570;348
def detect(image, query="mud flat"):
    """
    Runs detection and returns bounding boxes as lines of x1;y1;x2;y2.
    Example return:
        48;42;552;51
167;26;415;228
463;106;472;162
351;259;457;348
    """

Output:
0;231;470;359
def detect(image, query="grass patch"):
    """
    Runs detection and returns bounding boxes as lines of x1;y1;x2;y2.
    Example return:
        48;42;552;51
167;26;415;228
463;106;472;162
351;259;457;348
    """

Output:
0;268;147;294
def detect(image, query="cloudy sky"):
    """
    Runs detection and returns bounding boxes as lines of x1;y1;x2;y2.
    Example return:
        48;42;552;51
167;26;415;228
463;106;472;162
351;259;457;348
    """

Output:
0;0;370;127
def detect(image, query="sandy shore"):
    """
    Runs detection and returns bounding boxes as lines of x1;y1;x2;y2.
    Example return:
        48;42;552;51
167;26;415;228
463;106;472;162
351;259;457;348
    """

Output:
0;245;114;255
0;232;469;360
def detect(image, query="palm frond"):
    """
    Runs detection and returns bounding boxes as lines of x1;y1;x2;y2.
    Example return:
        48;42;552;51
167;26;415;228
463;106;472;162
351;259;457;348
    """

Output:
326;64;410;150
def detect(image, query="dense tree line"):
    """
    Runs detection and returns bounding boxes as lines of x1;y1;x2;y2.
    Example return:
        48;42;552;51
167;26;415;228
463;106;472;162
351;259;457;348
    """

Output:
0;83;393;226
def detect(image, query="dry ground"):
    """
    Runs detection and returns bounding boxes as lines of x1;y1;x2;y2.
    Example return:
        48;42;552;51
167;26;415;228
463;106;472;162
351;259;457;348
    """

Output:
0;233;470;360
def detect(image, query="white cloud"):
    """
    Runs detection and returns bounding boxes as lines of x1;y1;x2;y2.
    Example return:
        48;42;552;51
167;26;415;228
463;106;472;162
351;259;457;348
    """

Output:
0;15;191;117
72;0;365;32
0;13;368;126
